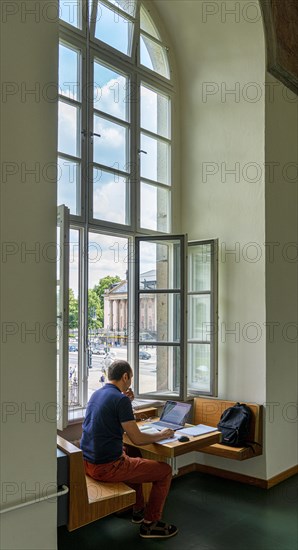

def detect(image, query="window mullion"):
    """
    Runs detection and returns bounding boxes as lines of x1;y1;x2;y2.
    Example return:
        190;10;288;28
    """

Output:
89;0;98;38
57;205;70;429
131;71;139;231
79;227;89;408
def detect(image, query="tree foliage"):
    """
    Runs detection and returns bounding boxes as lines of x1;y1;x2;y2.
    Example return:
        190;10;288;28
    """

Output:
93;275;121;317
69;275;123;330
88;288;101;330
69;289;78;329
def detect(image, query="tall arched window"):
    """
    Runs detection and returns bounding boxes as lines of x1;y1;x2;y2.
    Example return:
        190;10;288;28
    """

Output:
57;1;217;428
58;0;173;231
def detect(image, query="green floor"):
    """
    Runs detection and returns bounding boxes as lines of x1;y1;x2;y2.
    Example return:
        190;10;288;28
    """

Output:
58;472;298;550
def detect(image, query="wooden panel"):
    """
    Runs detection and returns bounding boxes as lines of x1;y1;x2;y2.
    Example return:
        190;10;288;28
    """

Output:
193;398;263;460
266;465;298;489
86;476;136;503
134;407;158;421
57;436;136;531
196;463;298;489
195;463;268;488
123;419;221;458
198;442;262;460
260;0;298;94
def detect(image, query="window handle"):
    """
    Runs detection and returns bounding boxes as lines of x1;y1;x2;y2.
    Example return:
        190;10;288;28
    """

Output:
91;132;101;138
138;149;147;155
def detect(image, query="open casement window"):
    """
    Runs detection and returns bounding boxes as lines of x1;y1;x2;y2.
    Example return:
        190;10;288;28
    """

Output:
134;236;218;400
57;205;70;430
187;240;218;396
57;220;218;419
134;235;186;399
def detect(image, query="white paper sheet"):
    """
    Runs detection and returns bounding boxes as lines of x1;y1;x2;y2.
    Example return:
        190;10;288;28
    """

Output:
176;424;218;436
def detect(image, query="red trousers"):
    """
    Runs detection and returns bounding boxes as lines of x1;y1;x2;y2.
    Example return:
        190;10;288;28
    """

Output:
84;452;172;522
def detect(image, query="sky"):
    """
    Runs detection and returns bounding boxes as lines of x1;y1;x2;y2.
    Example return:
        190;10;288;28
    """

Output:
58;0;172;294
69;231;162;297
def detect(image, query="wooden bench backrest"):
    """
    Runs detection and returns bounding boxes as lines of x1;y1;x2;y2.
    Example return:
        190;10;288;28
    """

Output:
193;398;262;445
57;435;135;530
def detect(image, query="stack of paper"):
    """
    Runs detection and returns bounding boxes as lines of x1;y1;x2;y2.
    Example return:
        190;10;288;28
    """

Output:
139;424;179;444
176;424;218;436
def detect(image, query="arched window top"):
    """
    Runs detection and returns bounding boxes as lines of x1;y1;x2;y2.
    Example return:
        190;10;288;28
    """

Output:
60;0;171;81
140;4;170;79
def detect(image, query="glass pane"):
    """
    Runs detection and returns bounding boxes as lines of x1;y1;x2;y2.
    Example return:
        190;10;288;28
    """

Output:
139;240;181;290
93;115;127;170
140;5;159;39
138;346;180;396
188;295;211;341
140;34;170;79
88;232;128;400
187;344;211;393
94;61;128;121
139;293;180;342
141;85;170;139
56;226;61;414
93;168;128;225
95;2;134;56
58;157;80;216
59;43;80;101
58;101;80;157
106;0;137;17
69;229;80;406
140;182;170;232
188;244;211;292
59;0;81;28
141;133;170;185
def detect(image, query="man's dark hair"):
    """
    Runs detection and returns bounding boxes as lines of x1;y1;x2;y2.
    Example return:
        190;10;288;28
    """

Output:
108;360;132;381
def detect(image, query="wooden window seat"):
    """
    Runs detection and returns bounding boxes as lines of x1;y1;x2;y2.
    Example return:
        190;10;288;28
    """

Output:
57;435;136;531
193;398;263;460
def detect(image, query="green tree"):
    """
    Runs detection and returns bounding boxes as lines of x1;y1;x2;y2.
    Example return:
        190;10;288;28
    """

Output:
69;289;78;329
88;289;101;330
93;275;121;327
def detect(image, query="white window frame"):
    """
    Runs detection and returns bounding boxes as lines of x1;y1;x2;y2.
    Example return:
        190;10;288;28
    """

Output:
187;239;218;397
57;205;70;429
57;1;218;423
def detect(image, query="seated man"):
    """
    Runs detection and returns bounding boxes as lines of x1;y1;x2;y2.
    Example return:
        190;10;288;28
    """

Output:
80;359;178;539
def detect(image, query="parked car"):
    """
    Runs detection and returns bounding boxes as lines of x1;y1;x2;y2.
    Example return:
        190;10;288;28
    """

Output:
139;350;151;360
69;345;78;352
91;347;106;355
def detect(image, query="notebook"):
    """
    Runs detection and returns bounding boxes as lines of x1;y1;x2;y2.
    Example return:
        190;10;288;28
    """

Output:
151;400;192;431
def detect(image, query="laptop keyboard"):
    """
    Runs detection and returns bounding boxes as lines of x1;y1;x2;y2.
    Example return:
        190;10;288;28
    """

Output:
152;421;181;430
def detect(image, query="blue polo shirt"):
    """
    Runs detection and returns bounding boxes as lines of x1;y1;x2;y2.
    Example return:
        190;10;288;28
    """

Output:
80;383;134;464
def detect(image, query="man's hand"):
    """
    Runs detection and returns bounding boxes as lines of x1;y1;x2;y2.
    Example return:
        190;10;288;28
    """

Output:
122;420;175;446
125;387;134;401
158;428;175;440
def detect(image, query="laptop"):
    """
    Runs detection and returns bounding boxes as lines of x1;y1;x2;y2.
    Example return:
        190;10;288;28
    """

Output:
151;400;192;431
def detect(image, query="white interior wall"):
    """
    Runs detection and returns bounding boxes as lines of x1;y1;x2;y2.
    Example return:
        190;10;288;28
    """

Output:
154;0;267;400
153;0;297;480
264;74;298;478
0;4;58;549
0;8;296;550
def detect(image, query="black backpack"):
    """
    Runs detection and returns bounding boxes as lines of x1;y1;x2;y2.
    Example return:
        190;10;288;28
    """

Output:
217;402;251;447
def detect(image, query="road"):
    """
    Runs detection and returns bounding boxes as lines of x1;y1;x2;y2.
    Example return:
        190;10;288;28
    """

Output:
68;346;157;399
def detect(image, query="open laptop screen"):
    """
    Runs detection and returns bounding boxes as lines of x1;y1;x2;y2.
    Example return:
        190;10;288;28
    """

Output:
160;401;191;426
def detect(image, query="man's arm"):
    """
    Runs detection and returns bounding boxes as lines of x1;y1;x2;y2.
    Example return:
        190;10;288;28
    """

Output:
122;420;174;446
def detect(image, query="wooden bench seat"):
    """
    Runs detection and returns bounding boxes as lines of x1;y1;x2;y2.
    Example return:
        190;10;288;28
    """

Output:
57;435;136;531
193;398;263;460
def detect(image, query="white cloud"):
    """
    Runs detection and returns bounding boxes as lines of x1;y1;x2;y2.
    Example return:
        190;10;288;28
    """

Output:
94;76;127;121
58;101;78;156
